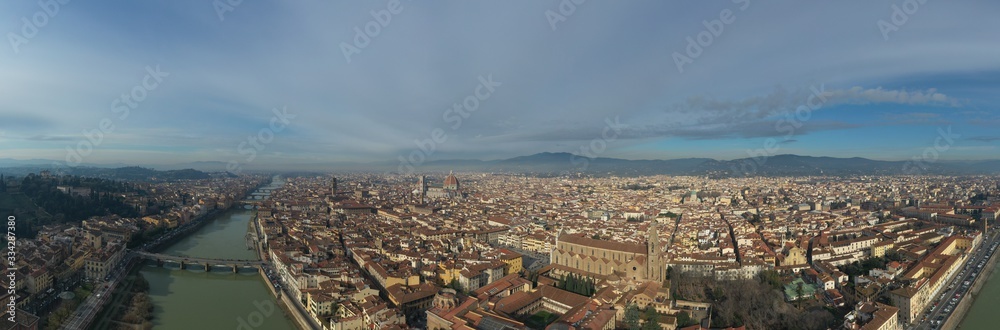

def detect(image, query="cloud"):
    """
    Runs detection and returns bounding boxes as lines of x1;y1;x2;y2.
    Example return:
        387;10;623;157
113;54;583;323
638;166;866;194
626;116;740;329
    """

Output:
624;86;955;141
397;84;962;146
0;114;54;131
825;87;959;106
883;112;950;125
967;136;1000;143
23;135;77;142
1;1;998;162
670;86;957;123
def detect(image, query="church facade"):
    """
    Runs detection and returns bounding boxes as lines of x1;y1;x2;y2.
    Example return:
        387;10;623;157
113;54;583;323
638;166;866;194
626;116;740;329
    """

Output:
549;224;665;283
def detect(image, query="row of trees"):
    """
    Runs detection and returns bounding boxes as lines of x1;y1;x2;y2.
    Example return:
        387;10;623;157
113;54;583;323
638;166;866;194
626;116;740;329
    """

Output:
113;274;154;330
43;284;94;330
556;273;597;297
16;174;144;233
128;225;168;249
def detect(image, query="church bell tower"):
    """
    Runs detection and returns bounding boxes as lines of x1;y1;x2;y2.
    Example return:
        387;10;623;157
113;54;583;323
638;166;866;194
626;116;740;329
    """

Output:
647;222;663;282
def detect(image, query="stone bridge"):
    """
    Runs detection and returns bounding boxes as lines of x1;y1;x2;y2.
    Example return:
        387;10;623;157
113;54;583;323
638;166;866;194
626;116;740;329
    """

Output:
134;251;264;273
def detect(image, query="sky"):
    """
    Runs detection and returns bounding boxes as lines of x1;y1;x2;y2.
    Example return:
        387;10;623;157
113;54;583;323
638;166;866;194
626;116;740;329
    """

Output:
1;0;999;168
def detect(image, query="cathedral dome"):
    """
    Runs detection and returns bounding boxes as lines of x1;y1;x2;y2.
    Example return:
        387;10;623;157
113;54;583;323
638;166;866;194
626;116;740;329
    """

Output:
444;171;459;190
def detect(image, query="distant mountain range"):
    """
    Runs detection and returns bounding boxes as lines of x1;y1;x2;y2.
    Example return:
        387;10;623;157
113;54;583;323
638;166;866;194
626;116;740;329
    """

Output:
398;152;1000;177
2;153;999;178
0;161;211;181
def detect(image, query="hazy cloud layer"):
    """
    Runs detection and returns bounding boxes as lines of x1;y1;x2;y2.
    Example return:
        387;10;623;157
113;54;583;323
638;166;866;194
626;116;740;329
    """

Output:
1;1;999;165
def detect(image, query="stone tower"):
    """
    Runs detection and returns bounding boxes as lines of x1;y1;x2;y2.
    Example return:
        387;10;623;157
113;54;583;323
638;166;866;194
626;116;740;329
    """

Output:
417;175;427;202
647;222;664;282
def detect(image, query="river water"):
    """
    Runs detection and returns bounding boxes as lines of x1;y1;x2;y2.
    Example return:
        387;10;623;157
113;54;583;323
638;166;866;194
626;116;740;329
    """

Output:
140;178;296;330
958;254;1000;328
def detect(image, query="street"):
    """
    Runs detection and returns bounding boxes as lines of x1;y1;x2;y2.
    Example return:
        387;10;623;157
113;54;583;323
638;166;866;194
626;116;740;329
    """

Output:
908;229;999;330
59;252;139;330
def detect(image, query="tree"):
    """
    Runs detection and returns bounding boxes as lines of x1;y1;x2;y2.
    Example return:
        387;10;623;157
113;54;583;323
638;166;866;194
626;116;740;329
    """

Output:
625;303;641;330
134;273;150;292
885;249;904;262
676;311;693;327
642;306;662;330
557;273;597;296
795;282;805;308
759;270;782;290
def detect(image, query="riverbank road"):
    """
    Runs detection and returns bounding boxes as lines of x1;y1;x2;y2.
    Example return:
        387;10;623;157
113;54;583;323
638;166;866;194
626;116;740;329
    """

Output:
909;229;999;330
276;284;322;330
59;252;139;330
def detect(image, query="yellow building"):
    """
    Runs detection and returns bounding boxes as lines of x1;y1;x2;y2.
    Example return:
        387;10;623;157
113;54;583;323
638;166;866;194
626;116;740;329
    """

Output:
142;216;165;228
437;261;464;286
366;262;419;289
498;249;523;275
889;235;973;324
27;268;53;295
782;246;808;266
872;241;894;258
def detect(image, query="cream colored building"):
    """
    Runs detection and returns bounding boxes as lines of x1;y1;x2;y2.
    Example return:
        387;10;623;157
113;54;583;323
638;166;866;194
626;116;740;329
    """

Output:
550;224;665;283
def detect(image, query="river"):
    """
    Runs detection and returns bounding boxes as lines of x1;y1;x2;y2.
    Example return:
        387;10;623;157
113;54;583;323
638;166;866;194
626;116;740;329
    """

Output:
958;252;1000;328
140;177;297;330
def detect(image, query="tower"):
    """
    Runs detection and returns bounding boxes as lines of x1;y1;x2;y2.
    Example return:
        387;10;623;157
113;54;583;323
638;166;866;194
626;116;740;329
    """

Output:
646;222;662;282
332;177;337;193
417;175;427;202
551;228;563;265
